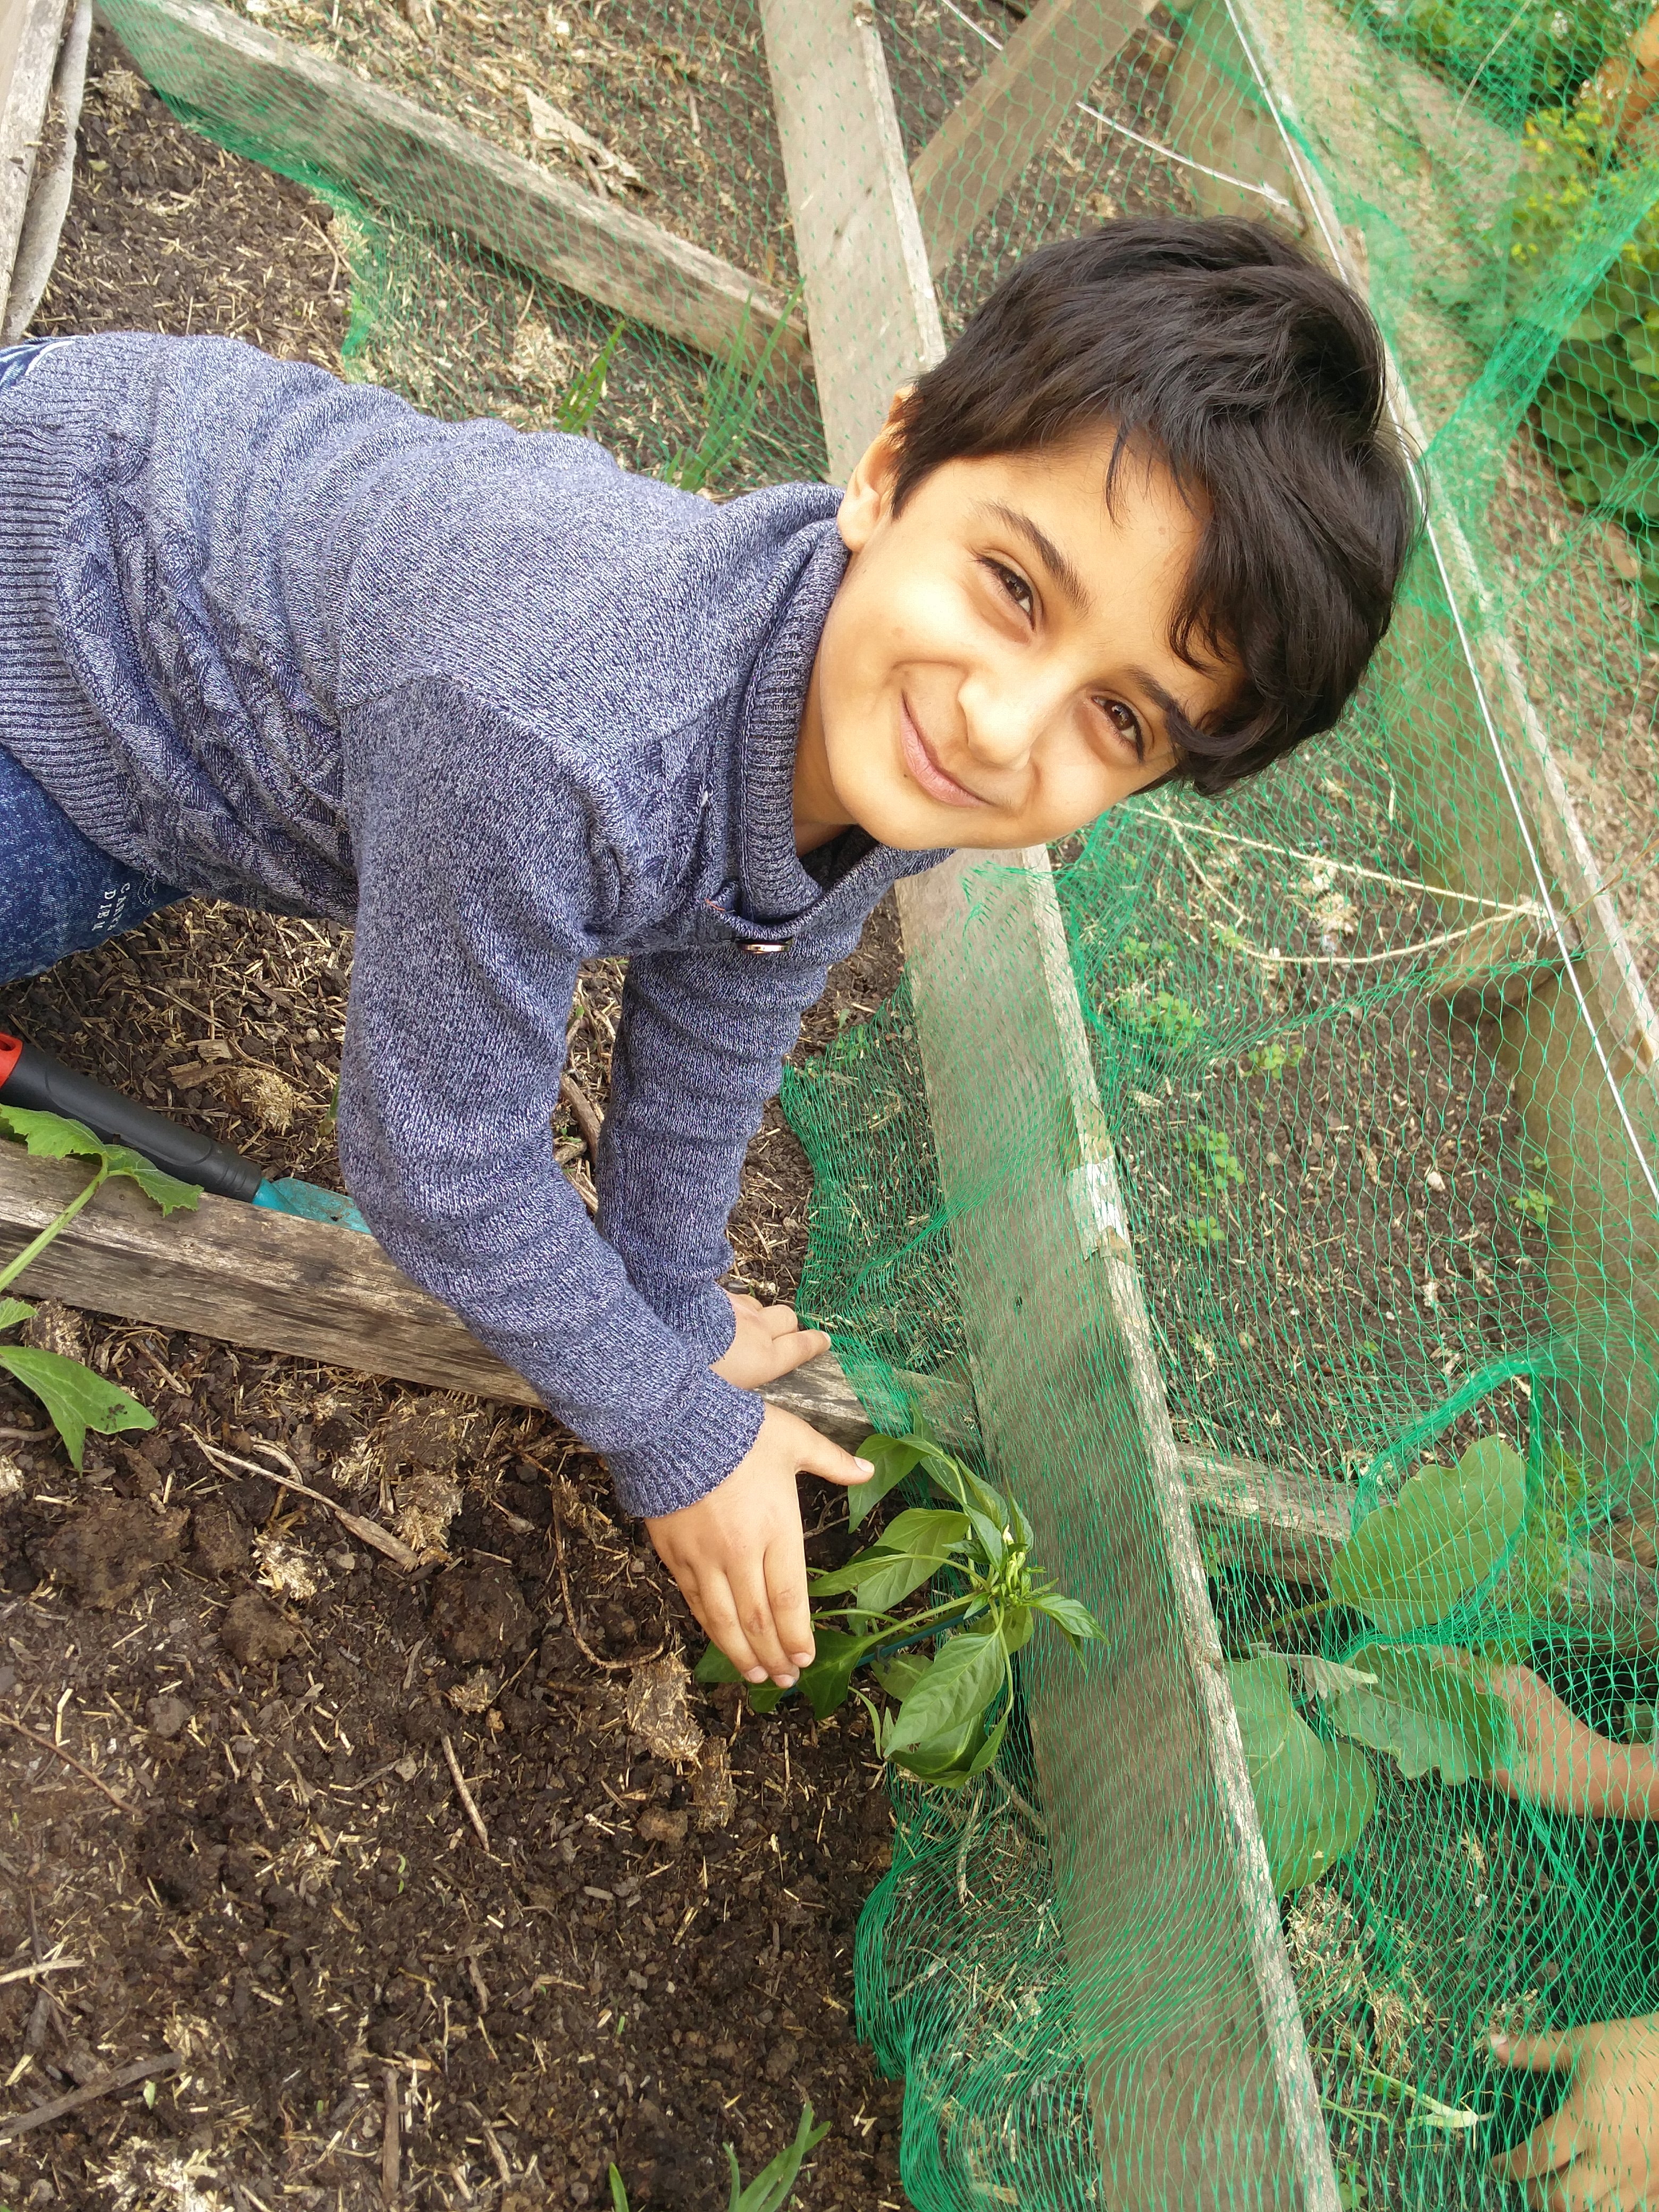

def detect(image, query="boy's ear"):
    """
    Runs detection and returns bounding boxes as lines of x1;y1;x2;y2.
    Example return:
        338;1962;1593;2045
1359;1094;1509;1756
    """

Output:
836;387;912;553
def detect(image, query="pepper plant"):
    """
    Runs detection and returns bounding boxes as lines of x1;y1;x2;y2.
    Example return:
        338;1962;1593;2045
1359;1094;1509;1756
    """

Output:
0;1104;200;1464
697;1430;1104;1790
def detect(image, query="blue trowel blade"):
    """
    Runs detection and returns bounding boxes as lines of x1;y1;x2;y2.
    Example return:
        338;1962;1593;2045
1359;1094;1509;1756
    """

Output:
253;1177;370;1234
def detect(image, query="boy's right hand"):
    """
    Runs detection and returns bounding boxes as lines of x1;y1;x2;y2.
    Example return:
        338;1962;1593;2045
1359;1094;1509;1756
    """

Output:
645;1405;872;1689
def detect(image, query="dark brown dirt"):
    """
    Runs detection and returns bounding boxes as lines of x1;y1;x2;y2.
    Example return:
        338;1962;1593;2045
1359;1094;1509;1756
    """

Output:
1;48;915;2211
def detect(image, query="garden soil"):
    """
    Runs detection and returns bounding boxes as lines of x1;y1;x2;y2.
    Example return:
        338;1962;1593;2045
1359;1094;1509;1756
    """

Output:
0;42;914;2209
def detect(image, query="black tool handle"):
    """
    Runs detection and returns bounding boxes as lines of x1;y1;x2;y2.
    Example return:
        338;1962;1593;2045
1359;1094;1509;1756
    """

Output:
0;1033;264;1202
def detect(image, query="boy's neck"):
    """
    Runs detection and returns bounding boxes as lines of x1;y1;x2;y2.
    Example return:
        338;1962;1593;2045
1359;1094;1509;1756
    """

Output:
792;658;857;856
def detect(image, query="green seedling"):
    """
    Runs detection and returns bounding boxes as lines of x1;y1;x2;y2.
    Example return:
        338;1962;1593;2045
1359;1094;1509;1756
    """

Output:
1182;1213;1226;1250
698;1433;1104;1789
1108;985;1207;1055
0;1105;200;1464
1185;1125;1244;1202
1508;1186;1554;1230
555;321;626;435
663;287;802;495
609;2101;829;2212
1247;1037;1306;1079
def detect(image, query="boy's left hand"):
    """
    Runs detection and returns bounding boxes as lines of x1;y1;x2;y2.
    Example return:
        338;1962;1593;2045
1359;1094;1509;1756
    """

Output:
713;1290;831;1389
1490;2015;1659;2208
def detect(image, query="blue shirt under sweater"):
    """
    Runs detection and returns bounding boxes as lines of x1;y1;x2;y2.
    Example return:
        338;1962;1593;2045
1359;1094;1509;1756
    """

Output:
0;332;948;1516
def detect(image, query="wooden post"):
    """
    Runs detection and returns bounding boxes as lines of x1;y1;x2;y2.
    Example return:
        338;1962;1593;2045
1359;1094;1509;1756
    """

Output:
757;0;942;478
0;0;69;322
98;0;808;376
910;0;1158;273
759;8;1338;2201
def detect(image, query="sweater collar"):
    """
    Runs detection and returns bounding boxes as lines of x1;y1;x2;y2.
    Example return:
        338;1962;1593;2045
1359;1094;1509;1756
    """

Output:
735;519;946;927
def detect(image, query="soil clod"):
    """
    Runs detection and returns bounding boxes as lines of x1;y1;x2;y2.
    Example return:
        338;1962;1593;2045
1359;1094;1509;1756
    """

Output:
217;1589;298;1666
38;1499;188;1608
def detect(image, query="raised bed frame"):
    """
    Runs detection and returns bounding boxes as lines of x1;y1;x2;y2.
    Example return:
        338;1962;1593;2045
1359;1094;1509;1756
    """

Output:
1;2;1655;2205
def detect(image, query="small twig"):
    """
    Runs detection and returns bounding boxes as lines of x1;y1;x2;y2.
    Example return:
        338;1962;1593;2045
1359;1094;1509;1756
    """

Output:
0;1712;128;1810
0;2051;180;2143
0;1426;43;1443
559;1071;604;1161
482;2121;513;2186
954;1791;981;1907
551;1516;667;1672
189;1433;418;1572
986;1765;1047;1835
439;1731;491;1853
465;1951;491;2016
381;2064;400;2205
0;1956;83;1989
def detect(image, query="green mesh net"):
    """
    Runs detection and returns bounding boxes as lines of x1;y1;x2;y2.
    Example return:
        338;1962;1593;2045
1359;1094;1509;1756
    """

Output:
85;0;1659;2200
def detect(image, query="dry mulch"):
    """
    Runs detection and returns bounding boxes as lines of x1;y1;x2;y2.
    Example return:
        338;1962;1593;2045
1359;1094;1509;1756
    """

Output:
1;38;916;2212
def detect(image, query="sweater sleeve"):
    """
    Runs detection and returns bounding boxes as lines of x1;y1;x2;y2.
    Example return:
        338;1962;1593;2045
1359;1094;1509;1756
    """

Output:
598;940;842;1353
335;681;764;1519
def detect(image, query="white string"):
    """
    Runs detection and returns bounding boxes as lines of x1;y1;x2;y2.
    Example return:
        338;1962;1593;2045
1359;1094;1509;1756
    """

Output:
937;0;1300;219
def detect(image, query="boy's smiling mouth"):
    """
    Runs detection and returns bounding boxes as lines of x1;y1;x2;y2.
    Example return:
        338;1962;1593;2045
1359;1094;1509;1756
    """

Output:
899;698;988;810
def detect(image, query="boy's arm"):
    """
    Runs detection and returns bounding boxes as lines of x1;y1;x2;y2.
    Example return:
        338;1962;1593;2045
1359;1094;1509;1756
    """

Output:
596;936;857;1356
1487;1663;1659;1820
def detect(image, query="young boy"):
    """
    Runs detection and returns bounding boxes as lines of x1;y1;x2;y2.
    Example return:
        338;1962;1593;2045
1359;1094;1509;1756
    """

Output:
0;217;1417;1691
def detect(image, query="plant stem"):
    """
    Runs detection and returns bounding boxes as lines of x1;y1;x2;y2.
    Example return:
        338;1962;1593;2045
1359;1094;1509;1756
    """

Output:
1256;1597;1338;1645
0;1166;106;1296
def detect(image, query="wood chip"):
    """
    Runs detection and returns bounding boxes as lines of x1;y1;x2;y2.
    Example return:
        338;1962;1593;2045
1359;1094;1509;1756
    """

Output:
0;2051;180;2143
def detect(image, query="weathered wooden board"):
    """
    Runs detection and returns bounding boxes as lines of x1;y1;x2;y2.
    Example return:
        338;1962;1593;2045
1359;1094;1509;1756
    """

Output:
0;0;68;320
0;1144;965;1450
102;0;808;376
757;0;942;479
759;4;1337;2199
2;0;88;341
910;0;1157;273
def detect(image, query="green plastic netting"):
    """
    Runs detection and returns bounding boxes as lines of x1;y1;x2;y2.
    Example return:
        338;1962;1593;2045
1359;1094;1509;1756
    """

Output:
79;0;1659;2200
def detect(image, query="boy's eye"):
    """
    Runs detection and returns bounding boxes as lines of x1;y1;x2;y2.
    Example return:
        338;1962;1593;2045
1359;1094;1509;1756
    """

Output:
1100;699;1145;760
983;558;1034;619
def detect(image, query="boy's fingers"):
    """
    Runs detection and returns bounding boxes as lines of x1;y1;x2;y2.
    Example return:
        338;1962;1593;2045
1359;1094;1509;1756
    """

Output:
762;1327;833;1379
765;1539;814;1669
1487;2106;1585;2183
1492;2029;1585;2074
691;1571;769;1686
726;1562;797;1687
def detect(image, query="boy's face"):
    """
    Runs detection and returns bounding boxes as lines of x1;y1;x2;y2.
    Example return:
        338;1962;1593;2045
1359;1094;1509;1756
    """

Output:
794;413;1238;854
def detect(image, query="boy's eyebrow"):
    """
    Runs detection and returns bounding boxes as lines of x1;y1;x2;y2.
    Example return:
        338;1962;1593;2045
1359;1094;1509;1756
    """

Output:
979;501;1091;615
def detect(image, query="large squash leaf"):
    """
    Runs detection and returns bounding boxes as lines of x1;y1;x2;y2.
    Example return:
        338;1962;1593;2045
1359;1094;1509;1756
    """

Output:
1229;1656;1375;1893
1328;1437;1526;1632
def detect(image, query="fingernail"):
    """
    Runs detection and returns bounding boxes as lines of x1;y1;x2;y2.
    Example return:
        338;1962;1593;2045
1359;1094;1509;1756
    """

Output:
854;1458;875;1473
773;1672;798;1689
790;1650;814;1667
745;1668;768;1685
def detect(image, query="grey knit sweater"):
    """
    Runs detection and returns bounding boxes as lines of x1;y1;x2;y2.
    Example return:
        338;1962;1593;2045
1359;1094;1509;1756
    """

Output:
0;333;945;1514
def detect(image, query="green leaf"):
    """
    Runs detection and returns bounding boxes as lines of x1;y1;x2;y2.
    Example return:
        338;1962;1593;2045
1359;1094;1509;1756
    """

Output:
809;1509;969;1608
848;1433;926;1530
1327;1437;1526;1631
1228;1656;1376;1893
729;2099;831;2212
794;1628;881;1722
0;1297;36;1332
892;1703;1009;1791
872;1647;933;1699
0;1104;201;1213
1033;1591;1106;1649
694;1643;743;1686
1321;1643;1503;1783
0;1346;155;1469
1000;1605;1034;1658
608;2166;630;2212
885;1628;1005;1755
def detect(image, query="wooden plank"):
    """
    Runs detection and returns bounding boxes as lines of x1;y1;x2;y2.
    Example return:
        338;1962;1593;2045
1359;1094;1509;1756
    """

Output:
2;0;89;341
100;0;808;376
756;0;942;479
0;1144;960;1447
910;0;1155;274
760;6;1335;2196
900;854;1339;2208
0;0;68;320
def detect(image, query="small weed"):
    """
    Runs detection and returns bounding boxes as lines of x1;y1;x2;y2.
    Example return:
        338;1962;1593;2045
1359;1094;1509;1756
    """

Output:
554;321;625;435
1247;1037;1306;1079
1185;1125;1244;1201
1109;985;1207;1054
609;2101;829;2212
1183;1213;1226;1249
1508;1186;1554;1230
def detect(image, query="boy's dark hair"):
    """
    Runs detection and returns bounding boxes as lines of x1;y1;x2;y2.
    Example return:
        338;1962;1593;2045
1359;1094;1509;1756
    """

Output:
890;217;1421;794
